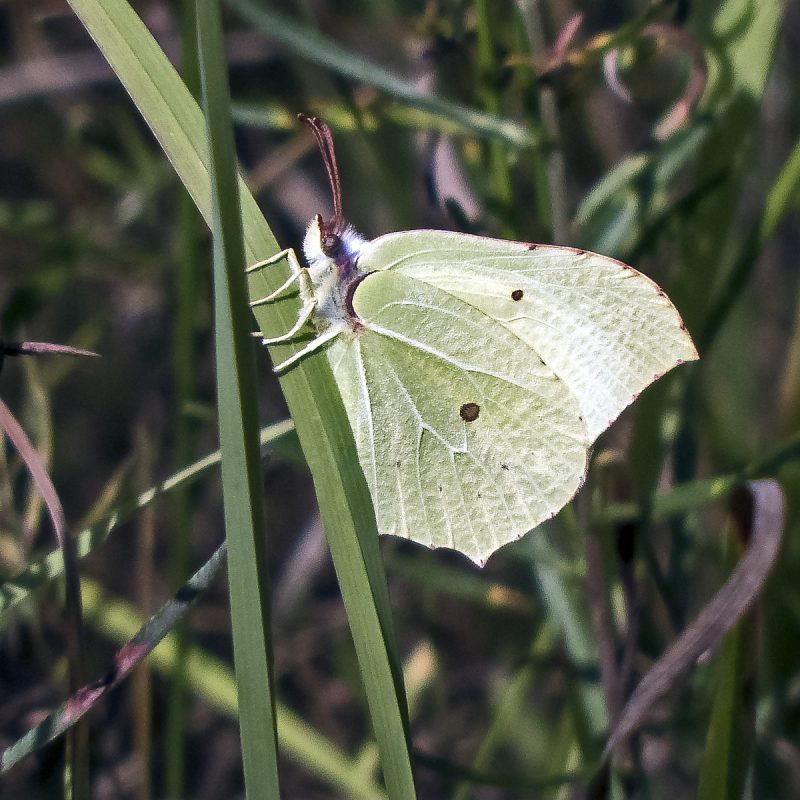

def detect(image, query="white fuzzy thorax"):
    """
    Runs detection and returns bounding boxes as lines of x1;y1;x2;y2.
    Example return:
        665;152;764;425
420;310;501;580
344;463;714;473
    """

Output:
302;216;369;328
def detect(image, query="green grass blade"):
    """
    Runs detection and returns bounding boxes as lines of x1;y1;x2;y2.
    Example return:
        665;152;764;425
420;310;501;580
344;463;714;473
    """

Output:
165;0;202;789
525;523;608;747
65;0;415;794
696;615;754;799
674;0;785;333
196;0;280;793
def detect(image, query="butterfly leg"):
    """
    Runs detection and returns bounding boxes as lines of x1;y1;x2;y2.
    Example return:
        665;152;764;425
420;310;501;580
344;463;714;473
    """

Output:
269;326;341;373
258;261;318;345
260;296;317;345
248;248;306;307
248;248;336;371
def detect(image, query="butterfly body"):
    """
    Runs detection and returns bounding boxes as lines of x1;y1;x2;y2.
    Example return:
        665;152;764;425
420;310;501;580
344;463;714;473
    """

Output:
250;117;698;565
302;215;369;330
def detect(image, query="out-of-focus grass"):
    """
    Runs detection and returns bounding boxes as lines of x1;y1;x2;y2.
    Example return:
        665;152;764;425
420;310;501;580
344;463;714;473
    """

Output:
1;0;799;797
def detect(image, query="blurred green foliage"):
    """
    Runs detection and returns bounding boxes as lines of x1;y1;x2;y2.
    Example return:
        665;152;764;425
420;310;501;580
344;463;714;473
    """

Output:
1;0;799;797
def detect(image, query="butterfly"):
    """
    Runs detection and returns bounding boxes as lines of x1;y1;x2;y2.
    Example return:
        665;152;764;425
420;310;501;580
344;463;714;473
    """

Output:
248;116;698;566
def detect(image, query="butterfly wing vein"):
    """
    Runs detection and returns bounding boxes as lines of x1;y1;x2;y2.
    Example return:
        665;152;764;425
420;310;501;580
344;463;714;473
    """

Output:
316;230;696;564
329;265;591;564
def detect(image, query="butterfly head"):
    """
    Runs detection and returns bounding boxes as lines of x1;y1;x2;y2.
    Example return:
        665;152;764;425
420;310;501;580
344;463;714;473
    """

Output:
303;213;367;287
299;113;369;288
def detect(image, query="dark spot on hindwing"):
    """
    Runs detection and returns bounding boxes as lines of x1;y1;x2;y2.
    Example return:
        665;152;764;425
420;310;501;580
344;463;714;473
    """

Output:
501;463;509;471
511;289;524;301
459;402;480;422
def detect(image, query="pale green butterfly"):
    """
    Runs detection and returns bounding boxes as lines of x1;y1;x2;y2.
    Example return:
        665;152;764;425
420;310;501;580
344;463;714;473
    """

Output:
249;116;698;566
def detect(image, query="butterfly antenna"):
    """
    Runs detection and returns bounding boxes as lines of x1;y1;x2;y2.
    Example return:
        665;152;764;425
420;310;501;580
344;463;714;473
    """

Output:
299;114;344;234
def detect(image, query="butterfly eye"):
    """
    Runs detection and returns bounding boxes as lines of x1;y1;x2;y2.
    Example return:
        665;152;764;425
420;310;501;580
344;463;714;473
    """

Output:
460;402;480;422
322;232;342;256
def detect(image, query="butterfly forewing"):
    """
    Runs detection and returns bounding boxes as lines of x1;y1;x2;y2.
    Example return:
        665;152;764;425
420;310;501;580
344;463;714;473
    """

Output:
358;230;698;442
331;269;589;565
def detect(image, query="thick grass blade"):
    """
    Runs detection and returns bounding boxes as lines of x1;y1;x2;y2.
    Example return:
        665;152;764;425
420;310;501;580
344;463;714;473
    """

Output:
165;0;203;790
65;0;415;794
195;0;280;793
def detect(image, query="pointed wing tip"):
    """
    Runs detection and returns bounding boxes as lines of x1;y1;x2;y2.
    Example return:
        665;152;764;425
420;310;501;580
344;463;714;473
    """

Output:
675;322;700;363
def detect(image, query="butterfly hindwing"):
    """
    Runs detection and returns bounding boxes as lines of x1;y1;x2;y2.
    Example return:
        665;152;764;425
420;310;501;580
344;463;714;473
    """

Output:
329;270;589;564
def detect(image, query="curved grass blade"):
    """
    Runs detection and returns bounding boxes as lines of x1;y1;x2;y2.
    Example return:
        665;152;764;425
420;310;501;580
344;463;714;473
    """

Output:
3;551;389;799
0;395;89;797
0;544;226;774
81;577;388;800
607;480;785;753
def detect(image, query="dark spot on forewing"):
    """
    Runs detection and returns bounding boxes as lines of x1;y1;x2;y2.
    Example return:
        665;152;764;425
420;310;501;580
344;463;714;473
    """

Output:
511;289;524;301
501;463;509;471
460;402;480;422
